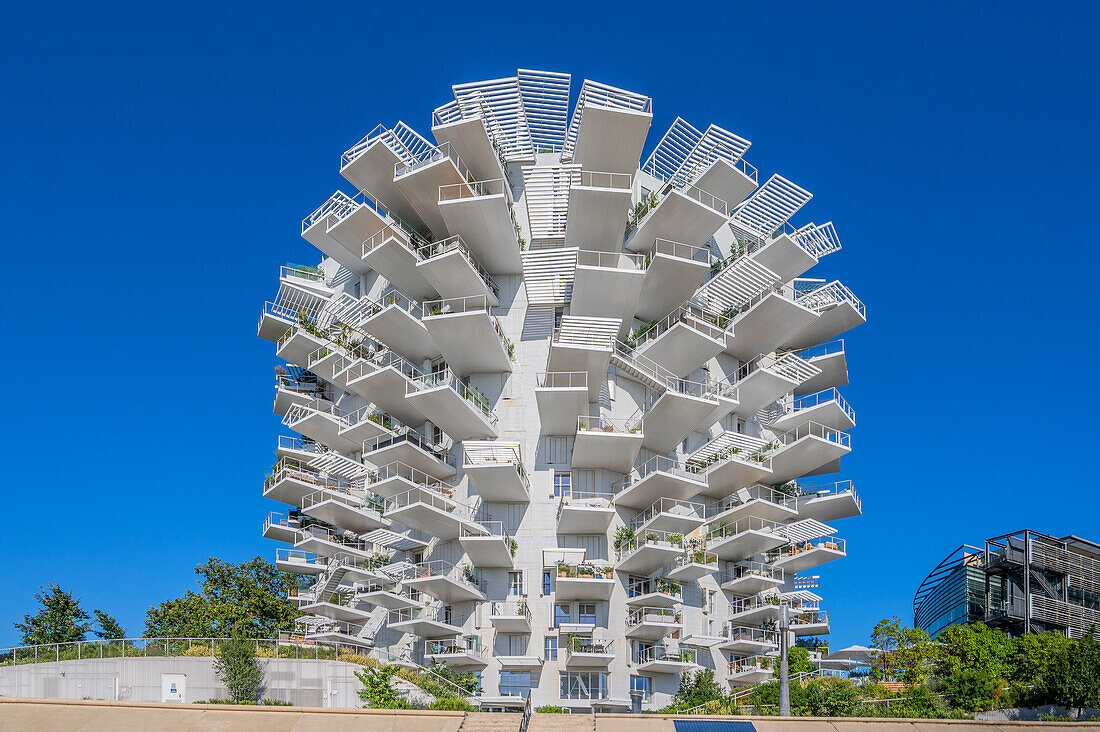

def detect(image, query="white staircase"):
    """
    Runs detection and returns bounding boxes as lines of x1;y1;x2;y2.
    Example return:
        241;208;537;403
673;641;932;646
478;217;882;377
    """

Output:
522;164;578;241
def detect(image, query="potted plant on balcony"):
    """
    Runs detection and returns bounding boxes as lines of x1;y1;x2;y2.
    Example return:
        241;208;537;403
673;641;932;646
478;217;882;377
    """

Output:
557;560;569;578
613;526;635;553
507;538;518;558
461;564;478;585
668;533;683;546
577;563;595;579
645;532;660;544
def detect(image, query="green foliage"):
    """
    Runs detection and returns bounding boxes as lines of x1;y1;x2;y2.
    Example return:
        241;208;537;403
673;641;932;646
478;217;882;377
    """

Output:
429;697;475;711
424;661;481;695
1038;628;1100;719
212;636;265;704
143;557;300;638
14;584;91;645
871;616;938;685
194;697;292;706
93;610;126;640
535;705;565;713
773;646;814;678
355;664;409;709
1005;629;1074;698
613;525;635;551
939;668;996;712
672;668;724;709
936;622;1010;680
800;677;861;717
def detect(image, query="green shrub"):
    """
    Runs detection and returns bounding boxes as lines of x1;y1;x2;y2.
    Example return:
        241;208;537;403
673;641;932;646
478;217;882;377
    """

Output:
535;705;565;713
429;697;474;711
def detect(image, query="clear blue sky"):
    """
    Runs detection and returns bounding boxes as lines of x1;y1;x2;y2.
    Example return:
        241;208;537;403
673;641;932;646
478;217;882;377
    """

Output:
2;1;1097;648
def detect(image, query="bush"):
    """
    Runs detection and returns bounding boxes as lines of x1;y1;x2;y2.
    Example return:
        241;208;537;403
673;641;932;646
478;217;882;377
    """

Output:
429;697;474;711
356;665;409;709
183;645;213;657
939;668;995;712
535;705;565;713
212;636;265;704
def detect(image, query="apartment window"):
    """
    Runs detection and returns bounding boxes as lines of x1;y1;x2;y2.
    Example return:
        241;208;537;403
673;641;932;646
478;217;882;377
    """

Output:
508;571;524;597
560;671;607;700
577;603;596;625
630;675;652;702
502;634;528;656
544;635;558;661
543;570;552;596
554;472;572;498
500;671;531;699
627;575;650;598
553;603;571;628
554;307;564;330
443;605;453;625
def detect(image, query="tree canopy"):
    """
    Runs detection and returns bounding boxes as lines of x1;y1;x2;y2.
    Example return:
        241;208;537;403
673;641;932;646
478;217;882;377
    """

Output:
14;584;92;645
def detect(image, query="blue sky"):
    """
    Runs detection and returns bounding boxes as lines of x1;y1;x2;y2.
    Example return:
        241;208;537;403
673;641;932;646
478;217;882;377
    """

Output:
2;1;1097;648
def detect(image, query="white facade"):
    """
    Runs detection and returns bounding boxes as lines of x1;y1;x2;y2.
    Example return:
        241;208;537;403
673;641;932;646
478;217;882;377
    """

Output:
258;69;865;711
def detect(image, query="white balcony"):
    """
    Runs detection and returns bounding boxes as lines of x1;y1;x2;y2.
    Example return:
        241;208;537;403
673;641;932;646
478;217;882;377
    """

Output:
459;522;515;569
562;638;615;668
769;388;855;434
784;282;867;350
732;352;822;416
705;517;788;562
279;263;334;299
496;656;543;670
416;235;499;305
303;344;345;383
637;382;722;456
394;141;473;236
749;222;841;283
262;512;299;542
275;325;328;371
636;240;711;322
636;645;699;675
422;296;513;376
424;639;489;669
293;528;374;562
362;433;457;482
625;184;729;253
275;435;325;464
431;114;507;184
360;223;436;300
793;480;861;522
705;485;798;525
547;317;619;401
405;369;499;442
384;486;485;541
564;171;634;252
554;563;615;601
790;610;831;637
388;606;462;638
572;415;643;474
570;249;646;329
359;291;440;364
719;563;786;597
353;581;423;611
631;497;706;536
625;578;683;609
340;123;431;231
687;433;773;499
727;597;783;627
303;619;372;649
719;626;779;655
489;601;532;633
613;457;707;510
301;190;386;275
535;372;589;436
282;400;359;453
336;404;402;448
342;351;428;427
556;492;616;534
793;340;849;396
692;157;758;210
365;461;456;500
300;597;375;624
263;458;349;506
462;441;529;502
664;550;720;582
300;490;388;535
275;548;325;576
273;372;325;417
770;537;847;573
258;300;302;343
767;422;852;484
616;530;686;575
438;177;522;274
400;561;486;604
727;656;774;686
722;287;820;361
625;607;683;640
632;305;727;378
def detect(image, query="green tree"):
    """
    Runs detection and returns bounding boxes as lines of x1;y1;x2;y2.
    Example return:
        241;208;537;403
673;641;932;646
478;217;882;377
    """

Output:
940;668;996;712
1039;629;1100;719
144;557;300;638
424;661;481;695
93;610;126;640
802;677;860;717
212;635;266;703
672;668;725;708
870;616;938;685
936;623;1010;680
14;584;91;645
774;646;814;677
355;665;409;709
1005;630;1074;698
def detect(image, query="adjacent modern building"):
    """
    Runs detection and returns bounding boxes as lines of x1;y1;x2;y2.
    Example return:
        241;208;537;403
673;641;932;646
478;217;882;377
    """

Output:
258;69;865;711
914;530;1100;640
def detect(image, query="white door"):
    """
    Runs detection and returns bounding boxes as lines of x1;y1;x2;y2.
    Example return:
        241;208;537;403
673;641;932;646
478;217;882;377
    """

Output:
161;674;186;703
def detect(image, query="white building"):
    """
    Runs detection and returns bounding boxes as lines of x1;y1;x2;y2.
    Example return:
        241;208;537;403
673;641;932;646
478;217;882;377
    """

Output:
258;69;865;711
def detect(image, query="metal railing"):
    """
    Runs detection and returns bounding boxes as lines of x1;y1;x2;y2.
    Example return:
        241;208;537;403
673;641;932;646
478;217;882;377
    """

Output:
417;235;498;297
361;222;431;260
728;655;773;675
388;604;457;628
263;511;294;534
366;461;456;497
787;338;845;361
563;637;614;657
572;169;632;190
630;496;705;532
424;638;486;657
779;388;855;425
794;479;860;511
576;414;642;435
365;288;424;320
490;600;531;622
281;264;329;285
556;490;614;522
294;526;371;553
707;485;791;519
576;249;647;270
626;607;682;628
627;576;683;602
265;458;351;495
638;644;698;665
652;237;709;263
397;141;474;181
721;625;779;647
668;181;729;216
616;456;704;498
553;562;615;579
536;371;587;389
362;431;456;469
670;548;719;568
384;485;469;518
791;610;830;628
409;369;498;423
402;560;484;594
616;528;686;559
301;489;384;517
706;516;787;544
631;303;727;349
773;421;851;450
687;440;772;472
719;562;784;586
729;595;789;616
438;176;507;202
339;403;401;435
767;536;846;560
275;548;323;569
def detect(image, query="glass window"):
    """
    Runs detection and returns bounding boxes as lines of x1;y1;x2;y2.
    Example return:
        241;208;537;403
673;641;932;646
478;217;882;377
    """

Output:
544;635;558;661
627;575;650;597
560;672;607;700
630;675;652;701
577;603;596;625
554;472;572;498
500;671;531;698
508;571;524;597
543;570;552;596
554;603;571;628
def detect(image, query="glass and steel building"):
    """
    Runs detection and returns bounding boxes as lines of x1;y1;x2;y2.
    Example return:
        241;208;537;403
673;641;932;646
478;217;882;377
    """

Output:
258;69;865;710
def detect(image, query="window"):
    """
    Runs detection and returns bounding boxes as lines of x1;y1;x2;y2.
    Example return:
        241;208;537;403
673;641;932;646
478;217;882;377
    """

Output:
554;307;564;330
508;571;524;597
544;635;558;661
633;641;653;663
554;603;571;628
543;570;552;596
627;575;650;598
500;671;531;699
502;634;527;656
554;472;572;498
442;605;453;625
577;603;596;625
560;672;607;700
630;675;652;702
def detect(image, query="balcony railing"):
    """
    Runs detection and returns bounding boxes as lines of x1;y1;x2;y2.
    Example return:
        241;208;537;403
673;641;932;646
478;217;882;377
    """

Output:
281;264;329;286
366;462;456;497
669;548;719;569
796;281;865;318
536;371;587;389
687;441;772;473
772;421;851;450
362;431;456;469
631;303;727;349
629;496;705;532
463;444;529;489
384;486;475;521
651;238;709;263
728;655;772;675
277;435;324;457
438;176;507;202
786;338;845;361
265;458;351;495
627;577;683;603
577;414;642;435
361;221;431;259
301;489;384;517
402;560;485;594
778;388;855;424
791;610;830;628
627;607;682;628
263;511;293;533
276;548;322;568
766;536;846;561
490;600;532;623
397;141;474;181
554;562;615;580
667;181;728;216
564;637;614;657
417;235;499;297
422;295;513;358
616;456;704;498
410;369;498;423
572;169;633;190
638;644;697;665
424;638;486;657
706;517;786;544
616;529;686;559
556;491;615;521
339;403;401;434
364;288;424;321
729;595;789;615
295;526;371;553
721;625;779;647
576;249;647;270
794;479;860;510
706;485;792;518
719;562;784;586
388;604;455;627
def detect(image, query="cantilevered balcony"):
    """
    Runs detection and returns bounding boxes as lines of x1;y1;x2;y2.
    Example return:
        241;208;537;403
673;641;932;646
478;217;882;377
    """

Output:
362;433;457;482
303;618;372;649
294;527;374;563
562;637;615;668
422;295;513;376
728;596;785;627
462;441;529;502
636;240;711;322
300;490;388;534
732;352;822;416
352;580;422;611
424;638;489;669
342;349;428;426
632;304;727;378
784;281;867;350
282;400;359;453
769;388;855;434
276;435;325;463
790;609;831;636
625;607;683;640
792;480;861;522
358;290;440;364
556;491;616;534
384;486;486;541
570;249;646;328
793;340;849;396
258;299;307;343
631;497;706;536
768;536;847;573
767;422;852;484
262;511;299;542
459;522;515;569
613;457;707;510
273;370;326;417
547;317;619;401
275;548;325;576
625;184;729;253
664;549;720;582
722;288;819;362
360;223;436;300
572;415;643;473
727;655;774;686
365;461;456;501
564;171;634;252
489;600;532;633
563;80;652;174
535;372;589;435
719;562;785;597
263;458;348;506
616;530;686;575
336;404;405;448
301;190;387;275
431;111;507;184
405;369;499;441
394;141;475;235
636;378;723;456
705;517;788;562
719;625;779;655
554;562;615;601
706;484;798;525
388;605;462;638
749;221;842;283
400;560;486;604
636;644;699;675
416;235;499;305
279;263;334;298
300;591;375;624
275;323;329;371
625;577;683;609
303;343;347;384
687;432;773;499
438;177;522;274
340;123;433;232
